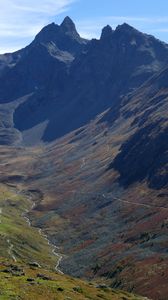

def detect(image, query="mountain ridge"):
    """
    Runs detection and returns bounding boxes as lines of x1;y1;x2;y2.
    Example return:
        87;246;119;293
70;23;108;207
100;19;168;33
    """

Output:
0;17;166;144
0;17;167;300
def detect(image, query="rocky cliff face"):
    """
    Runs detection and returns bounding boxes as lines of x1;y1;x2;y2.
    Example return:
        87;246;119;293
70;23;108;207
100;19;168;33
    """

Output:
0;17;87;103
10;20;168;144
0;17;167;186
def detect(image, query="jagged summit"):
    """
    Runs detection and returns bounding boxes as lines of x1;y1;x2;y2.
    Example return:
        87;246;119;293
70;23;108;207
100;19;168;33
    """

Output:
34;16;81;45
60;16;80;39
31;16;87;56
0;15;168;300
34;22;59;44
100;23;142;42
115;22;139;34
61;16;76;30
100;25;113;40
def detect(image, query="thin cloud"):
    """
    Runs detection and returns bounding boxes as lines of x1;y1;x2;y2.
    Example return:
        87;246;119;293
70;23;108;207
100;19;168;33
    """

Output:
0;0;76;53
0;46;21;54
103;16;168;24
1;5;168;53
151;28;168;32
12;0;75;14
77;15;168;40
78;15;168;26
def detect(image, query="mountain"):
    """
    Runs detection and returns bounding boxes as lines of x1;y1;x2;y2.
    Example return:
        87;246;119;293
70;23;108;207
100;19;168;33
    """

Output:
0;17;87;103
0;18;168;145
0;17;167;300
13;22;168;144
108;66;168;190
0;17;88;145
35;16;88;54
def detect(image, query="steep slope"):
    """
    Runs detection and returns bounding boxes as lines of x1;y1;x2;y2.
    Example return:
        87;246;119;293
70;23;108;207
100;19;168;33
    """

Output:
0;67;167;298
0;48;25;77
5;21;168;145
0;19;167;146
108;66;168;189
0;17;88;145
0;17;87;103
0;17;167;300
0;262;148;300
35;16;88;54
0;185;146;300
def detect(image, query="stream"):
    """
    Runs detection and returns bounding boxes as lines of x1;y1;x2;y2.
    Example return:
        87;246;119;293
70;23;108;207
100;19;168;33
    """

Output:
21;195;64;274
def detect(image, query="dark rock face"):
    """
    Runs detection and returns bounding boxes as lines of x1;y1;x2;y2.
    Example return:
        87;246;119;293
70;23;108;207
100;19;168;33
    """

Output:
110;124;168;189
0;18;168;300
8;19;168;143
107;64;168;189
34;17;87;55
0;16;168;191
0;17;88;103
0;49;25;77
100;25;113;40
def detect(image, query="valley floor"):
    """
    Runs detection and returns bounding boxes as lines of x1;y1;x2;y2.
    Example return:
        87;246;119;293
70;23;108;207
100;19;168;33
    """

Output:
0;183;148;300
0;115;167;300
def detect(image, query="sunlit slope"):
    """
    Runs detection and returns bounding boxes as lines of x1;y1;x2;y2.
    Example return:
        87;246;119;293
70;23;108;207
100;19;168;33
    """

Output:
0;184;148;300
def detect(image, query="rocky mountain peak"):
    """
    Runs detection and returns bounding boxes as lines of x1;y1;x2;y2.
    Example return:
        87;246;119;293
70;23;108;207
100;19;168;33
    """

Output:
34;22;59;44
60;16;80;39
61;16;75;30
34;17;81;45
116;23;137;32
31;16;87;56
100;25;113;40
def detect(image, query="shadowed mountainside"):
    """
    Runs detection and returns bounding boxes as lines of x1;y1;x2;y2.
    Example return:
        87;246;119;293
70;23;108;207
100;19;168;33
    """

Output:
107;66;168;189
0;17;167;300
0;18;168;144
13;22;168;143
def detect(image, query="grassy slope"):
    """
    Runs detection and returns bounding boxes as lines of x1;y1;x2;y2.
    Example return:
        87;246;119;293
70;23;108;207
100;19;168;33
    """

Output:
0;184;57;269
0;118;167;299
0;260;148;300
0;184;147;300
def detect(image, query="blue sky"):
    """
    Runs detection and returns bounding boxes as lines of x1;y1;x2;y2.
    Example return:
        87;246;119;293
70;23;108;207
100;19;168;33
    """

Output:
1;0;168;53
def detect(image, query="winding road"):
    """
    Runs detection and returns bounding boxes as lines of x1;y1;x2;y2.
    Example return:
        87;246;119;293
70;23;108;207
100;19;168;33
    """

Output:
106;195;168;211
78;158;168;211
